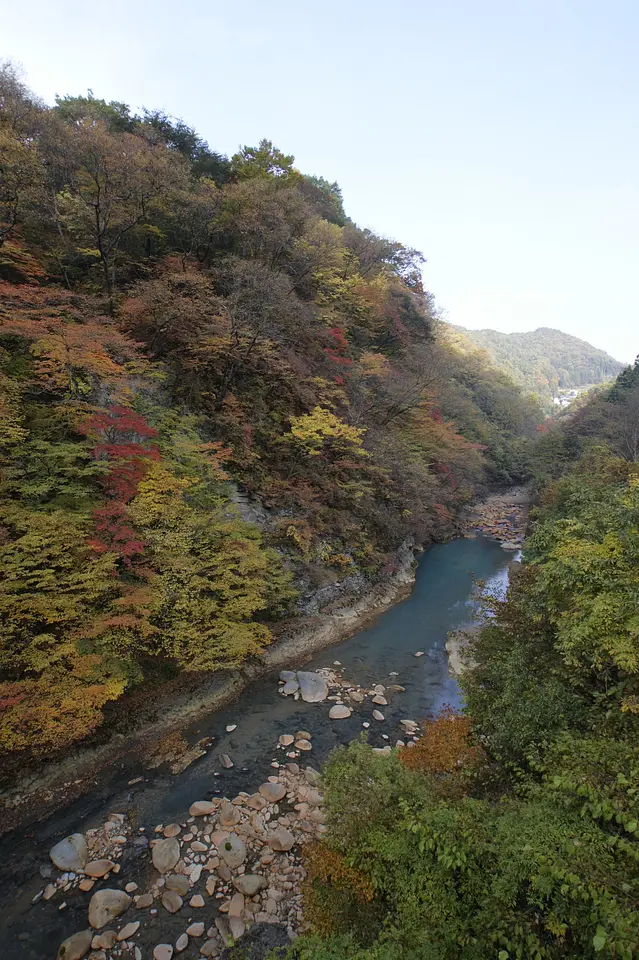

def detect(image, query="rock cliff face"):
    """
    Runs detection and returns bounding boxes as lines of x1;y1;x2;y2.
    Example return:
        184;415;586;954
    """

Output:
260;540;417;669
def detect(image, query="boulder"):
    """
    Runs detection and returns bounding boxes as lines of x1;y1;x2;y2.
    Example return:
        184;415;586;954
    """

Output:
165;874;189;896
85;859;115;878
152;837;180;874
117;921;140;941
350;691;365;702
88;889;132;929
189;800;216;817
295;739;312;751
190;894;205;908
233;874;267;896
259;782;286;803
56;929;92;960
210;829;230;846
217;833;246;868
268;827;295;852
372;710;385;721
93;931;117;949
215;917;232;945
296;671;329;703
161;890;183;913
228;917;246;940
186;922;204;937
153;947;174;960
220;754;234;769
175;933;189;953
219;800;241;827
228;892;245;918
281;679;300;695
328;704;351;719
279;734;295;746
50;834;88;873
372;695;387;706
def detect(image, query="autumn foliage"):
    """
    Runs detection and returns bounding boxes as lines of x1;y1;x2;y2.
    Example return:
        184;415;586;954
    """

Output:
399;706;485;797
0;65;542;769
302;842;376;939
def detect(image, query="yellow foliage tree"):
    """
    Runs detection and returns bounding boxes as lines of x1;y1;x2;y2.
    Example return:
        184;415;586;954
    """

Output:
288;406;368;457
129;462;293;669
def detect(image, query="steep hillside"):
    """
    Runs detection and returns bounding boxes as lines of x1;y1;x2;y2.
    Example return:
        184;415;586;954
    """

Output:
0;65;542;768
449;324;624;406
532;355;639;476
298;361;639;960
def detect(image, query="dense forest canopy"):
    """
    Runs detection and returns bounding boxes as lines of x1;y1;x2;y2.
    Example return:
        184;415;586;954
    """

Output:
449;324;624;408
294;359;639;960
0;64;544;767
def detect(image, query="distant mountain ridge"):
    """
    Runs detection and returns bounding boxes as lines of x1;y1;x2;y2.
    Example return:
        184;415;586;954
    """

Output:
448;325;624;405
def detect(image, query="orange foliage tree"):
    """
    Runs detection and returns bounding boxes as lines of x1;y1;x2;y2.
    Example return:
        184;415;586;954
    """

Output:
400;706;486;796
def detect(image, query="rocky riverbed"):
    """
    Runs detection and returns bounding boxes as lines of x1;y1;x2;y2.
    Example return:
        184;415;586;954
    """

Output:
0;544;417;839
47;761;319;960
20;667;425;960
459;485;530;548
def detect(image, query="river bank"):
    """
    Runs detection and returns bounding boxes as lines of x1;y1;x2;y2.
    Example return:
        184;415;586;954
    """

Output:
0;542;417;838
1;482;532;837
445;485;530;675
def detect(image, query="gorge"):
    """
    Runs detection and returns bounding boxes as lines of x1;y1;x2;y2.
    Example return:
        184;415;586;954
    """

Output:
1;62;638;960
0;531;516;960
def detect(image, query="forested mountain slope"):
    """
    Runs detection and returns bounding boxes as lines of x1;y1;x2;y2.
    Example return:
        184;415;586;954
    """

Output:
449;324;624;406
296;359;639;960
0;65;542;768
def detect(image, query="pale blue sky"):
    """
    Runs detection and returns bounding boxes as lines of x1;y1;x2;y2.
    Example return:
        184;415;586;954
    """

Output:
3;0;638;361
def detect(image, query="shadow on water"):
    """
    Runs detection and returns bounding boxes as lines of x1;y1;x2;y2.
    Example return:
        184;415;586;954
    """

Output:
0;536;512;958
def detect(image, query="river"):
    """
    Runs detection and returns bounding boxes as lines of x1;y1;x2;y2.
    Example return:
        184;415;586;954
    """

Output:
1;535;513;959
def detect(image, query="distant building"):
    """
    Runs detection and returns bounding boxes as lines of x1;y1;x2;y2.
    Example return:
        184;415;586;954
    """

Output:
553;389;579;408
